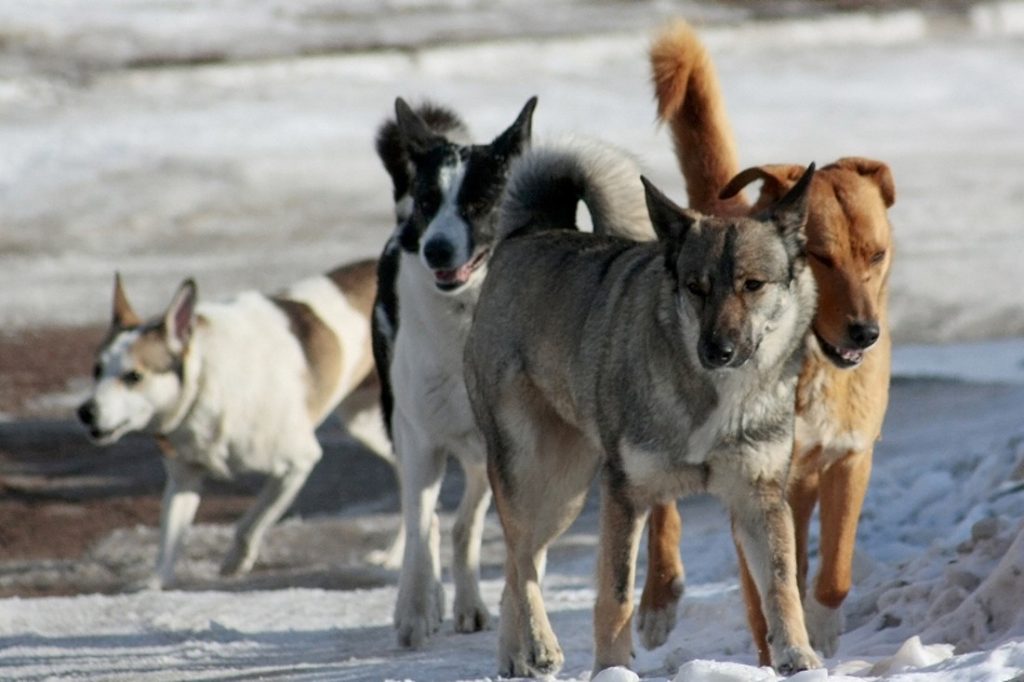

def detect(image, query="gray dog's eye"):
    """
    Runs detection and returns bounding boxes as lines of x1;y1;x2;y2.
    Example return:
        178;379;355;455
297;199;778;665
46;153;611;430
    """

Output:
744;279;765;293
121;370;143;387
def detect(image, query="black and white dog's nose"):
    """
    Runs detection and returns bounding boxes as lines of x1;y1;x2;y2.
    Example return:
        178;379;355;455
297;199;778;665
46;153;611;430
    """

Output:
423;238;456;269
77;400;97;426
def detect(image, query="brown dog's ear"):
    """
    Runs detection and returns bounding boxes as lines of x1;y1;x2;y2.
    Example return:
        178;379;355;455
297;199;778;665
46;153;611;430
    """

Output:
832;157;895;208
112;272;141;329
719;164;807;207
162;279;197;354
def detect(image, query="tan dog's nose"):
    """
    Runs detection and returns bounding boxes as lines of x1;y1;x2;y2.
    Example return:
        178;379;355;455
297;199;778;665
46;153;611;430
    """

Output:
848;321;880;349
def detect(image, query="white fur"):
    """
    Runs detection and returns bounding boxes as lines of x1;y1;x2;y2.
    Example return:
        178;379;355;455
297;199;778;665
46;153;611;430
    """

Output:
87;274;382;590
283;275;373;421
389;250;492;647
420;159;473;270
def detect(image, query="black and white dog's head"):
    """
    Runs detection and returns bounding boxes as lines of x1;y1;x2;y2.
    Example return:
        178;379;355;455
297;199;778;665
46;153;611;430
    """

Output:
386;96;537;293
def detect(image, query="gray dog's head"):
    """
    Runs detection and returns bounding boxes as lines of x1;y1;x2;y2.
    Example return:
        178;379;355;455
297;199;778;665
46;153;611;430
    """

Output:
642;165;815;370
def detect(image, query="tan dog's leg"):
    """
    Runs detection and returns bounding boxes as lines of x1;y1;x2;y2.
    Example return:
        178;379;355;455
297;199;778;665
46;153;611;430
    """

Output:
734;541;770;666
637;501;685;649
805;450;872;658
787;444;822;598
594;483;648;673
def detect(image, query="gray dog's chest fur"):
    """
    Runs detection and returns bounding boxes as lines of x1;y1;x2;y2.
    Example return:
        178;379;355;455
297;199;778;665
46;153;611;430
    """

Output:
475;230;807;495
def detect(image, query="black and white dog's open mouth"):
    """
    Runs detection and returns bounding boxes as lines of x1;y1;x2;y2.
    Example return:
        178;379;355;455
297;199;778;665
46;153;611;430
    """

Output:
432;249;489;291
813;328;865;369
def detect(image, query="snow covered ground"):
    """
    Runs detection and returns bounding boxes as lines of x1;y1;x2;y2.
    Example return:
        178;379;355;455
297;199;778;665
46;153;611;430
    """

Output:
2;1;1024;681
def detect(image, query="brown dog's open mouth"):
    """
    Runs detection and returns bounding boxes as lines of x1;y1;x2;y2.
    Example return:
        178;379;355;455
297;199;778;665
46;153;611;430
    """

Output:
813;328;865;369
432;249;489;291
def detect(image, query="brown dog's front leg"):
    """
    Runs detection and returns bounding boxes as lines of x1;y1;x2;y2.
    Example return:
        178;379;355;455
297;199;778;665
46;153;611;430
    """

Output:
637;501;685;650
805;450;873;657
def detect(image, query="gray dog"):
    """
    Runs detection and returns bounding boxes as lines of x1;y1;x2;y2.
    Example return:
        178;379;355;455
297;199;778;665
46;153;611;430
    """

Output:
464;140;820;677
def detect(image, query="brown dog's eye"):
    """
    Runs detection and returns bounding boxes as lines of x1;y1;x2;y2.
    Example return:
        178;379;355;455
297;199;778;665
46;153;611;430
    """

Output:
871;250;887;265
810;253;835;269
122;370;143;387
744;279;765;293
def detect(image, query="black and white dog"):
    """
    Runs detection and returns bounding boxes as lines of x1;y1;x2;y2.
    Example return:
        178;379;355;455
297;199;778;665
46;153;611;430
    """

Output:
372;96;537;648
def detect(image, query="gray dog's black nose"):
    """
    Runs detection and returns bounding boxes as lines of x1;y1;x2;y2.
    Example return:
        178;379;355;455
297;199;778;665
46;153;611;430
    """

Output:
77;400;96;426
423;238;456;269
701;338;736;368
848;321;880;349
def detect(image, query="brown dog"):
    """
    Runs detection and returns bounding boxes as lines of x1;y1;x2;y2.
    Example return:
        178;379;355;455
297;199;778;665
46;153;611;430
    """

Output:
638;20;895;663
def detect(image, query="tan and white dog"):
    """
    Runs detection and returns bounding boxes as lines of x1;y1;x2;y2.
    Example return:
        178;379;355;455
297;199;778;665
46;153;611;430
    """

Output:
640;20;895;663
78;261;387;589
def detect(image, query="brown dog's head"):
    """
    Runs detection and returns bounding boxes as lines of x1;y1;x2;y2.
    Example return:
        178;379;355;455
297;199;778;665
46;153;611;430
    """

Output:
720;158;895;369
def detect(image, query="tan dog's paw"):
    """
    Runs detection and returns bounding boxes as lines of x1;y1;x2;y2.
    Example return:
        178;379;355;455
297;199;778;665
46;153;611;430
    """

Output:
774;645;823;675
636;574;683;649
804;594;843;658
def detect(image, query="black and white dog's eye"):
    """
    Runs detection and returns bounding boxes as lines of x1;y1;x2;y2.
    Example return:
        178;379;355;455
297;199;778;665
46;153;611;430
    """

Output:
744;279;765;292
93;363;102;380
121;370;143;386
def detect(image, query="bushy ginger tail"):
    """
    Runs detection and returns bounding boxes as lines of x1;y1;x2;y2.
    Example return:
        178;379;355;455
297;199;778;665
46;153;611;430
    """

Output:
650;20;749;216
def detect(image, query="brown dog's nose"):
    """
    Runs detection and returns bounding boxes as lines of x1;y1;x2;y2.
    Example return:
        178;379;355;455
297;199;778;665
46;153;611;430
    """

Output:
848;321;880;349
77;400;97;426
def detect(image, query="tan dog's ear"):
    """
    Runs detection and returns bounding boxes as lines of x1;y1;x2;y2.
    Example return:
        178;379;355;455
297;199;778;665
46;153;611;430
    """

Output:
719;164;807;207
832;157;895;208
112;272;141;328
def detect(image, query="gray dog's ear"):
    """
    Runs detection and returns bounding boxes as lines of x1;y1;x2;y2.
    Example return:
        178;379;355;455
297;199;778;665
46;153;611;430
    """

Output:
642;176;700;243
489;96;538;161
764;163;815;256
163;279;197;355
112;272;140;329
394;97;446;156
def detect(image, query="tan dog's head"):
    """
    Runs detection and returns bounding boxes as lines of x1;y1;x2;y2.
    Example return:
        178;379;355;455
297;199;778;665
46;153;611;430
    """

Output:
721;158;894;369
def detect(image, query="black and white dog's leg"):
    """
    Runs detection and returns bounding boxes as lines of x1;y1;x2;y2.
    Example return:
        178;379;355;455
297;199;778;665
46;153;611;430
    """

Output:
393;413;446;648
142;459;204;591
220;458;317;577
451;456;492;632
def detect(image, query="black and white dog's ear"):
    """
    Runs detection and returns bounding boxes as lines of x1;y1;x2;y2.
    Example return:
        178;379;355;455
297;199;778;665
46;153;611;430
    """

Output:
163;279;197;354
394;97;446;156
112;272;140;329
766;162;815;253
489;96;538;161
642;176;699;243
